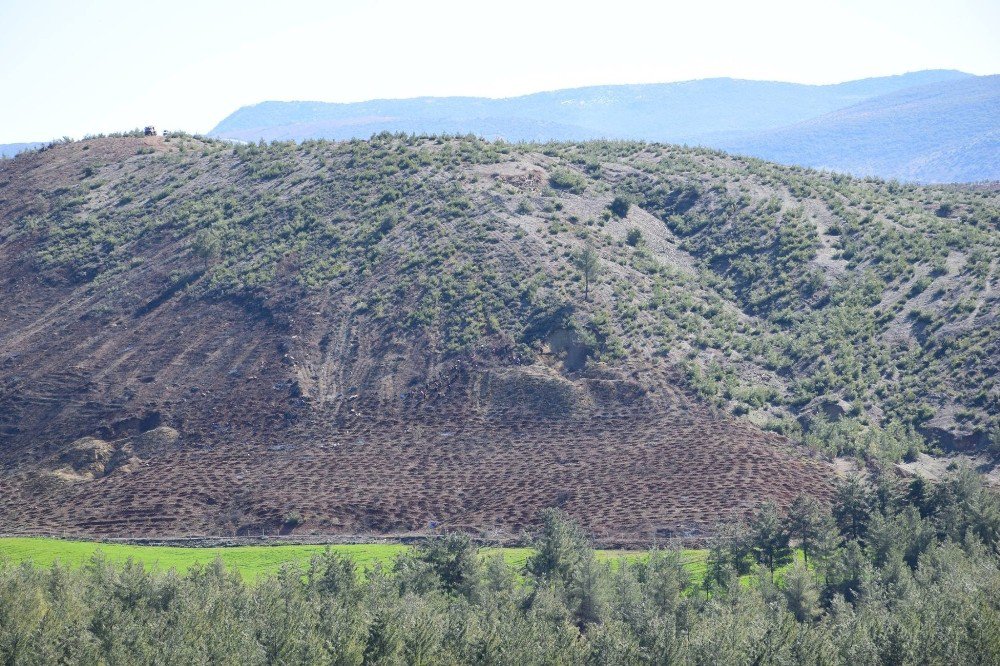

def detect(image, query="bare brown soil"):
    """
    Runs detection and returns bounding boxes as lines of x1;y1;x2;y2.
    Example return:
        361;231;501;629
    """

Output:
0;364;831;544
0;272;831;543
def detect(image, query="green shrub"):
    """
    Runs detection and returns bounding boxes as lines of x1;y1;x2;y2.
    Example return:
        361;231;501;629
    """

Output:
609;196;630;218
548;168;586;194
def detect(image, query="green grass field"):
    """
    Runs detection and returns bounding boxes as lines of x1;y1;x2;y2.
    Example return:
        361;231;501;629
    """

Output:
0;537;708;583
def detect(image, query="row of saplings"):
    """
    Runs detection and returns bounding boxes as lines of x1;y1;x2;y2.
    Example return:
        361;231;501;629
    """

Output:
2;467;1000;664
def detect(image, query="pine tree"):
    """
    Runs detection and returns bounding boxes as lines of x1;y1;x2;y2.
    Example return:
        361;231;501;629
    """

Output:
833;475;874;542
527;508;592;586
706;519;754;588
571;244;601;301
787;494;838;565
568;556;609;629
781;562;820;622
416;532;480;600
191;228;221;269
751;501;792;578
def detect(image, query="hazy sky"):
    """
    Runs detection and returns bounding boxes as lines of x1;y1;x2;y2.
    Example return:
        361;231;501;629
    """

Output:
1;0;997;142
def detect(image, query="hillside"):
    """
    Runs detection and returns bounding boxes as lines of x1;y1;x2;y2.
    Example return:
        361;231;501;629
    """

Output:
207;70;998;182
0;134;997;542
716;76;1000;183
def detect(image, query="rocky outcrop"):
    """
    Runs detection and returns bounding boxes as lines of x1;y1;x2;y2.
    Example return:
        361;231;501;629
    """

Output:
40;426;181;484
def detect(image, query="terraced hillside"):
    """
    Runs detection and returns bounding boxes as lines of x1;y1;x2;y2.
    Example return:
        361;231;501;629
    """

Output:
0;134;996;542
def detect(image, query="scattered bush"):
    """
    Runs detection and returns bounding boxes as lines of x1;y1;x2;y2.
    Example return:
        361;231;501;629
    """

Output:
548;168;586;194
609;196;631;218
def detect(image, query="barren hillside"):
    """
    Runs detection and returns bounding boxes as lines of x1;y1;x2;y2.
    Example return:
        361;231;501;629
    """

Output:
0;134;995;542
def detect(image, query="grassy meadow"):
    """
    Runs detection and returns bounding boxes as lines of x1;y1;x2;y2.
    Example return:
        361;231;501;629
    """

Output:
0;536;709;582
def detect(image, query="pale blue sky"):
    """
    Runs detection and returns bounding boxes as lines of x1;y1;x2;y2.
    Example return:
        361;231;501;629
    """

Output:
1;0;997;143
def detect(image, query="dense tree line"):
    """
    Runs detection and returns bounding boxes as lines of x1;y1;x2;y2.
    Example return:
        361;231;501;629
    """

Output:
3;469;1000;664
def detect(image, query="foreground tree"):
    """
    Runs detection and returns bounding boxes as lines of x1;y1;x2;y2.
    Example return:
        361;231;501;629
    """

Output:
527;509;592;586
781;562;821;622
834;476;875;542
751;501;793;577
787;494;838;565
415;532;480;600
706;519;754;588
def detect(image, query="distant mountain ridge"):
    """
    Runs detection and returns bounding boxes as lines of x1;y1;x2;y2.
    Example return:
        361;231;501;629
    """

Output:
212;70;970;142
714;76;1000;183
0;143;44;159
209;70;997;183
